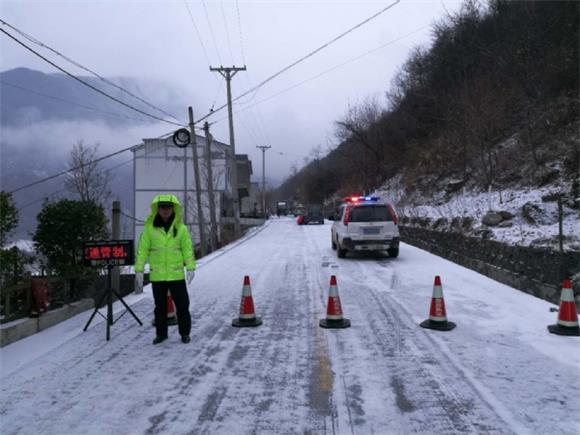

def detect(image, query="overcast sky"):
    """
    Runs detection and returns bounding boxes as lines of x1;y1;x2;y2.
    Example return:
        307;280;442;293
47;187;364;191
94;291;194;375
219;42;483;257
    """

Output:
1;0;462;185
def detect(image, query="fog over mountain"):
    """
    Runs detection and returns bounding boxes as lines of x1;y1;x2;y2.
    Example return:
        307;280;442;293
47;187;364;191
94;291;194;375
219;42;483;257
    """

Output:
1;67;191;240
1;67;188;125
1;67;286;240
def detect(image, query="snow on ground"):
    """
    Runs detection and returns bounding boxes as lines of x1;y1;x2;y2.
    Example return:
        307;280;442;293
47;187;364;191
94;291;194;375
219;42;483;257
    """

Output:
1;217;579;434
1;221;270;377
376;177;580;250
0;290;150;378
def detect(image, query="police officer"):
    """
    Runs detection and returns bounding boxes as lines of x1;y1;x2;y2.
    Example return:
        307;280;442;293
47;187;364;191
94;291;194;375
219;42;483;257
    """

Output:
135;194;196;344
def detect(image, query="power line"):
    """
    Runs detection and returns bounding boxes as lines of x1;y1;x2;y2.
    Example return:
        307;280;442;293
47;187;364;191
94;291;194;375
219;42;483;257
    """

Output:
216;23;429;123
16;137;171;211
18;159;128;210
1;81;151;123
0;27;185;128
243;74;271;145
234;0;246;65
182;0;214;68
182;0;224;114
120;210;145;223
236;0;246;65
229;1;270;145
196;0;400;124
220;0;236;63
0;18;183;124
17;151;138;210
210;76;224;111
237;110;263;146
8;130;175;194
201;0;223;65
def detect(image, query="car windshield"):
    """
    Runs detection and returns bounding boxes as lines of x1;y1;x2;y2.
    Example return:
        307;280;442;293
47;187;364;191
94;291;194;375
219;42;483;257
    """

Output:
349;205;391;222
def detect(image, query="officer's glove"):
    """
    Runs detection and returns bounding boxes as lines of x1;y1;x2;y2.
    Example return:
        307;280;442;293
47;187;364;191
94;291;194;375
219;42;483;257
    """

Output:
135;272;144;292
187;270;195;284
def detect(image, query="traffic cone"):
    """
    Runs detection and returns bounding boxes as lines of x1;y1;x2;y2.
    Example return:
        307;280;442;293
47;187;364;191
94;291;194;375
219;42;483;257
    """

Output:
320;275;351;329
420;276;456;331
167;294;178;326
232;276;263;327
152;293;179;326
548;279;580;336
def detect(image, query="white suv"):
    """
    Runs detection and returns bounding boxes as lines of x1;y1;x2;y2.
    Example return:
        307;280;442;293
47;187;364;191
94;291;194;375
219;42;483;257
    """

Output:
331;197;400;258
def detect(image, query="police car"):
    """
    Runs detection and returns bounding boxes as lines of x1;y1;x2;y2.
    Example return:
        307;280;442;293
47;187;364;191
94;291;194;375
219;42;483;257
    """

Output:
331;196;400;258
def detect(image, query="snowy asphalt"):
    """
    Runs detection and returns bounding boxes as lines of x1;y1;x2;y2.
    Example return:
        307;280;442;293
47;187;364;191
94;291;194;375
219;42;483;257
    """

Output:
1;217;579;435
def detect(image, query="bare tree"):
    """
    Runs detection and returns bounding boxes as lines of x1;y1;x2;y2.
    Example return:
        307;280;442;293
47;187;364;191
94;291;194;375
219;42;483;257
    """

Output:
334;96;383;161
65;141;111;205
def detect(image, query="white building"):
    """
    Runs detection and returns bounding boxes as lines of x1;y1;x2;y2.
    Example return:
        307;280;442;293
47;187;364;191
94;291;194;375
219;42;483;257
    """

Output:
131;134;230;246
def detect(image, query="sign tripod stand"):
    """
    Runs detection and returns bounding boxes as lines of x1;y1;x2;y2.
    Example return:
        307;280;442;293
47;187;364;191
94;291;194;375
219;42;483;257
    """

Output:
82;240;143;341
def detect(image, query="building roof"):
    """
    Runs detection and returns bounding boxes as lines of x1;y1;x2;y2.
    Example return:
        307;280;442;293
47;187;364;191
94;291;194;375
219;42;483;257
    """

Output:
130;133;230;153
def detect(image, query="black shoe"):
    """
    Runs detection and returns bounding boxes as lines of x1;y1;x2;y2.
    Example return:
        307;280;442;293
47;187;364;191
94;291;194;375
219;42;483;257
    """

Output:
152;336;167;345
181;335;191;344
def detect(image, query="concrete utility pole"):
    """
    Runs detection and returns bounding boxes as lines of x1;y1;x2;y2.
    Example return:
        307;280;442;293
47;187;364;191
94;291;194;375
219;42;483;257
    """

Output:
188;107;207;257
112;200;120;294
256;146;271;219
210;65;246;238
204;121;218;252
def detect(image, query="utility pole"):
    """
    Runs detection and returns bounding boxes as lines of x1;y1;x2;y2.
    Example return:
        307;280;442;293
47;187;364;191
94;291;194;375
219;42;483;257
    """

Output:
112;200;120;294
204;121;218;252
256;145;271;219
210;65;246;238
188;107;207;257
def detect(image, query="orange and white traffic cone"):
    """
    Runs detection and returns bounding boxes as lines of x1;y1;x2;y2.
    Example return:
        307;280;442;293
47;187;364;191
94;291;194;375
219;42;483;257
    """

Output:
320;275;351;329
548;279;580;336
420;276;456;331
167;294;178;326
152;293;179;326
232;276;263;327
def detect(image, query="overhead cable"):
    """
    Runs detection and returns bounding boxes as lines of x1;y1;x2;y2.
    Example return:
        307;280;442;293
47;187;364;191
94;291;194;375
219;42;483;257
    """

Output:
183;0;214;68
182;0;224;112
201;0;223;65
220;0;236;63
215;23;429;123
196;0;401;124
0;28;186;128
234;0;246;64
0;18;183;123
8;130;175;194
1;81;151;123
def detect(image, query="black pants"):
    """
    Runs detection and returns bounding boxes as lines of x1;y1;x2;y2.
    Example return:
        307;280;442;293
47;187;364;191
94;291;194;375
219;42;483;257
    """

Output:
152;280;191;338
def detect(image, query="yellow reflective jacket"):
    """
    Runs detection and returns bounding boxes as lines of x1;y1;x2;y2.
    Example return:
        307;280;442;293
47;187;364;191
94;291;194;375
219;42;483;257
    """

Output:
135;194;196;281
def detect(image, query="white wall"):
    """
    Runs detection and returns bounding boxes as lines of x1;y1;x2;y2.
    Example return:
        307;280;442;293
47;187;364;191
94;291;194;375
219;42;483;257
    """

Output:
133;136;229;246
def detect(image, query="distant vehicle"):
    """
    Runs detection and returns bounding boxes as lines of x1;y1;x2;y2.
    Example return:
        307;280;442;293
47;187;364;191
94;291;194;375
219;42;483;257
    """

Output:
303;204;324;225
326;197;349;220
331;196;400;258
276;201;289;216
294;205;305;217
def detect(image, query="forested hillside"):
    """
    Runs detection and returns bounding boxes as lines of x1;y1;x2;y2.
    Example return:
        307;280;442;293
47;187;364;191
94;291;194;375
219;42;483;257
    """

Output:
278;1;579;208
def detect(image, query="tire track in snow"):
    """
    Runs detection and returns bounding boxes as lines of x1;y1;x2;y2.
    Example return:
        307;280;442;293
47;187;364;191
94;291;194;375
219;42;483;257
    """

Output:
364;258;527;434
309;227;509;434
142;220;320;434
364;264;532;435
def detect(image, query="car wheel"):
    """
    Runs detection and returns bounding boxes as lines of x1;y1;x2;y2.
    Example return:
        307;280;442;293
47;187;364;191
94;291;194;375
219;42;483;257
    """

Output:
387;248;399;258
337;243;346;258
331;237;337;250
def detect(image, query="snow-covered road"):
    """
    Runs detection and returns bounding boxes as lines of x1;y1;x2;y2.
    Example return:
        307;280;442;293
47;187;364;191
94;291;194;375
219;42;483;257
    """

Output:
2;218;579;435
